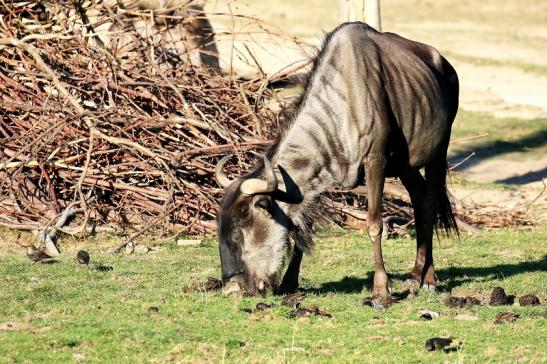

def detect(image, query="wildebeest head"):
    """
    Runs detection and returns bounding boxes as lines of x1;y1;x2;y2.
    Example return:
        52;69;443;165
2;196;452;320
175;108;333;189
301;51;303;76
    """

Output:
216;155;293;296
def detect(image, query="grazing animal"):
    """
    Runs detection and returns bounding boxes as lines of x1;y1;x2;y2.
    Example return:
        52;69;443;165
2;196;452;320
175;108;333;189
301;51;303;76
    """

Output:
216;22;459;302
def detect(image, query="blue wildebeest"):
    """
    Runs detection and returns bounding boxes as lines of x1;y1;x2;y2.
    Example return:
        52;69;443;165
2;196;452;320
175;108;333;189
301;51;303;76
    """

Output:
215;22;459;303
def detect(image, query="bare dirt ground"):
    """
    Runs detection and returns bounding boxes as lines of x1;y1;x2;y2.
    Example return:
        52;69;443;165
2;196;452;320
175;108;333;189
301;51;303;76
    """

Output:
206;0;547;218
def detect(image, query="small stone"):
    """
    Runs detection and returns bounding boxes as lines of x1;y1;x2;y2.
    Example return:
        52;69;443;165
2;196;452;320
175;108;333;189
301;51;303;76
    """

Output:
418;310;440;320
494;312;519;324
425;338;453;351
490;287;508;306
147;306;159;314
125;241;135;254
240;308;253;314
519;294;540;306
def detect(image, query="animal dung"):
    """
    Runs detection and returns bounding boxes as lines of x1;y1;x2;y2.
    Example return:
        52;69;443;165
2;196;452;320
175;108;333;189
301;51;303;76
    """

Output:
363;296;399;310
95;264;113;272
204;277;222;292
26;246;55;264
147;306;159;314
446;296;481;308
418;310;440;320
494;312;520;324
182;277;223;293
425;338;455;352
240;308;253;314
255;303;273;311
464;296;481;306
282;292;306;309
446;297;465;308
489;287;508;306
292;306;331;318
76;250;90;265
519;294;540;306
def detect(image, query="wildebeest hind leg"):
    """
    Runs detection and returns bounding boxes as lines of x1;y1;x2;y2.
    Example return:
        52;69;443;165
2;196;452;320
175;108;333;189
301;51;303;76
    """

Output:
400;169;438;290
276;245;303;295
366;156;391;301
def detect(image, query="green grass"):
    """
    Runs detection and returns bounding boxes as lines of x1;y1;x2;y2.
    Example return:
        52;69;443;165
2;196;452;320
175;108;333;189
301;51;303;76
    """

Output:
1;228;545;363
444;52;547;77
449;110;547;162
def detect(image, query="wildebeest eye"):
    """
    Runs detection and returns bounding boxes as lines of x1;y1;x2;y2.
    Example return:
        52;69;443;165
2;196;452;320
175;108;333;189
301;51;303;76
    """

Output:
254;198;271;211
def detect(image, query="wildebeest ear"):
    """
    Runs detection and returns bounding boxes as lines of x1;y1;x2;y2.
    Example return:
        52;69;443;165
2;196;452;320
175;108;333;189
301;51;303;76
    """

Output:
254;198;271;211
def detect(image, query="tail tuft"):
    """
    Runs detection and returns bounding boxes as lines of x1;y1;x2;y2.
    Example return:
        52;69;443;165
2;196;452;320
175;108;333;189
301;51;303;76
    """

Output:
436;168;459;237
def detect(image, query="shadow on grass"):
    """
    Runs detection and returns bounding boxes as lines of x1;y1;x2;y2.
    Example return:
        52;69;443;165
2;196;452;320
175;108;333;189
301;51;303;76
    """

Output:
308;255;547;294
448;127;547;175
495;166;547;185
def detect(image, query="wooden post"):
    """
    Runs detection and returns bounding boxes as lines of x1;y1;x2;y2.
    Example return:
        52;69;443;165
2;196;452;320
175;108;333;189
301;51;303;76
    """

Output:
338;0;381;32
338;0;363;23
365;0;382;31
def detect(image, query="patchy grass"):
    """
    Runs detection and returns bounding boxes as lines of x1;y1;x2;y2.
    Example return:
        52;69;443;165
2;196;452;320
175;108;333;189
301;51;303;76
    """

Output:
444;52;547;77
449;110;547;162
0;227;545;363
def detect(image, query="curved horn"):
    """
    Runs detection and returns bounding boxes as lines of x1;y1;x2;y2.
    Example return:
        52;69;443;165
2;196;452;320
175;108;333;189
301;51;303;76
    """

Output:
215;154;233;188
240;157;278;195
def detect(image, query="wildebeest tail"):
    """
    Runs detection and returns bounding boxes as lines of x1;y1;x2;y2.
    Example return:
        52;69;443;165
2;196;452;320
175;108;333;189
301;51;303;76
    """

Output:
436;163;459;237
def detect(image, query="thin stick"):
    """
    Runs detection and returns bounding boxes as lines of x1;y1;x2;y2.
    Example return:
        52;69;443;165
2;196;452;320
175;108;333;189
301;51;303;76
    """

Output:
109;203;179;254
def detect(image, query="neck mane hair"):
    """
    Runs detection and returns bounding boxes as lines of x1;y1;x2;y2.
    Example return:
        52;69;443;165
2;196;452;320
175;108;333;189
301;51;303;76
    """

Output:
245;25;363;251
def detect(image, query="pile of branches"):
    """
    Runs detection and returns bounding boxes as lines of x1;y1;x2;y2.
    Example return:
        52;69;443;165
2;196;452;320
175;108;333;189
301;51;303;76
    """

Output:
0;1;279;243
0;2;535;252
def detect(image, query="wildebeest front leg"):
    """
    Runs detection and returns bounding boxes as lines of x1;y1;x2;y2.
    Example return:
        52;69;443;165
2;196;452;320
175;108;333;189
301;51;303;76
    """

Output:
277;245;303;295
366;156;391;300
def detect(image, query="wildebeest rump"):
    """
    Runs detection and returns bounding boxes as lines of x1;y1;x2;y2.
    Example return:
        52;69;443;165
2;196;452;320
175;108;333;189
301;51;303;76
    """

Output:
216;22;459;300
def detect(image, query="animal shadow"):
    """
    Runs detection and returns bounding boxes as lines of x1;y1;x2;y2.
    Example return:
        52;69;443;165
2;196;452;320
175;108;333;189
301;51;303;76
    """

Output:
308;256;546;294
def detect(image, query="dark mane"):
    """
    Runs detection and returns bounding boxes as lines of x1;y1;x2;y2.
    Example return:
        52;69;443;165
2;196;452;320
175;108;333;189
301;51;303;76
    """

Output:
243;25;359;251
275;22;370;144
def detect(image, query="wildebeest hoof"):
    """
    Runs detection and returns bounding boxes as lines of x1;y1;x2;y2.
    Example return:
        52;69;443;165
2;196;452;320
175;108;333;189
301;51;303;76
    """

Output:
276;282;299;296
